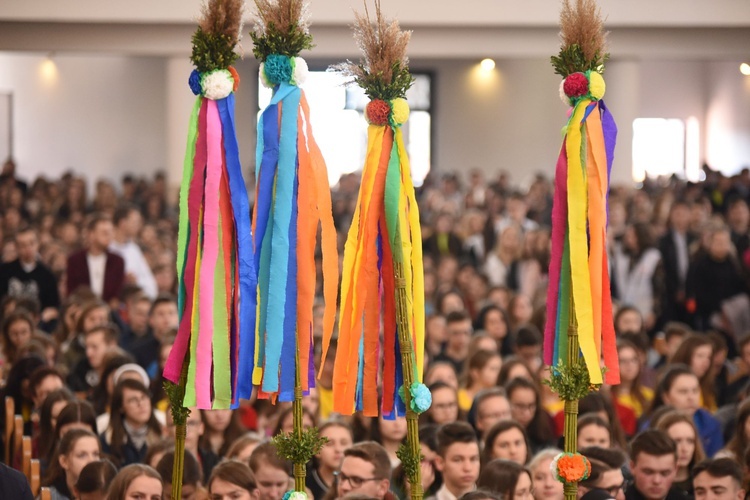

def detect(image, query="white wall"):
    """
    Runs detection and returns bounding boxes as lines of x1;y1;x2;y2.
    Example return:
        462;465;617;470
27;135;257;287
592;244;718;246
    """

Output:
0;52;167;188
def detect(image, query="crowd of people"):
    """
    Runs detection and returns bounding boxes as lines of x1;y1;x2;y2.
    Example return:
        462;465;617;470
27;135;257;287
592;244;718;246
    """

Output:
2;158;750;500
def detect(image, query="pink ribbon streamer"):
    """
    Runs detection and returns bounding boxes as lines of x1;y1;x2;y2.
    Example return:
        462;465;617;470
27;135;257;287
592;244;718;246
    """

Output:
196;100;223;408
544;145;568;365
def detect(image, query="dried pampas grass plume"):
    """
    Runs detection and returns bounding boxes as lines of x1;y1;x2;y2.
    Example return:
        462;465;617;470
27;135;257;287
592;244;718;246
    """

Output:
559;0;608;64
333;0;413;100
251;0;310;37
199;0;245;46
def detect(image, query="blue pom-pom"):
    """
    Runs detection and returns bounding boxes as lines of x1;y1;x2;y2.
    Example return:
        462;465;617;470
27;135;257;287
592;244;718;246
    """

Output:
282;492;293;500
264;54;293;85
410;382;432;414
188;70;202;95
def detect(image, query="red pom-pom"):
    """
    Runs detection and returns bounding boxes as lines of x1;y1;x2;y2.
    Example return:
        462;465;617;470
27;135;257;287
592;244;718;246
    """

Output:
366;99;391;125
228;66;240;91
563;72;589;98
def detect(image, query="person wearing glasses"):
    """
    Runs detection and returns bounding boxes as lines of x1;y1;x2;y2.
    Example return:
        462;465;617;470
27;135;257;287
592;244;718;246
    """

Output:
578;447;627;500
335;441;394;499
101;378;162;467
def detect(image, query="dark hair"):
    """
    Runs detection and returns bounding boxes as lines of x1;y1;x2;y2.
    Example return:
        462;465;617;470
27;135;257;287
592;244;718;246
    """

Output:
497;356;534;387
613;306;643;334
37;388;75;464
248;442;293;476
226;433;263;460
86;212;112;232
692;458;743;486
514;324;542;348
343;441;392;481
143;438;175;468
208;460;259;495
477;459;530;500
649;364;697;417
113;204;138;226
577;392;628;448
504;377;554;447
29;366;63;399
149;294;177;316
43;428;100;487
670;334;715;410
2;309;35;363
468;387;508;434
107;464;162;500
273;406;316;438
463;349;501;390
579;447;627;488
107;379;162;463
724;399;750;460
578;414;610;442
75;300;109;334
446;309;471;326
199;409;247;457
84;322;120;343
157;450;202;486
75;459;118;494
630;430;677;463
482;420;530;465
47;400;99;466
436;421;478;457
2;355;45;424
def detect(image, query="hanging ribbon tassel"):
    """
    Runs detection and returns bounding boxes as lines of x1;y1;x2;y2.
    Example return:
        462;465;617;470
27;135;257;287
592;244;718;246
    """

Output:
329;98;425;417
544;71;620;385
252;63;339;402
164;67;254;409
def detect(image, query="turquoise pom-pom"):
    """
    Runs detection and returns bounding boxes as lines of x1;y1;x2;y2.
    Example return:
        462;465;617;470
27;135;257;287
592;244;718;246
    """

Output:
410;383;432;413
282;492;307;500
264;54;293;85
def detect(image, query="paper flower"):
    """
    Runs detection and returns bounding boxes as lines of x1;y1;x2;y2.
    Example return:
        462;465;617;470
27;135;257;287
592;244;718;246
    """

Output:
552;452;590;484
409;383;432;413
259;62;273;88
264;54;293;85
588;71;606;100
390;98;410;126
563;72;589;99
559;80;572;106
366;99;391;125
282;492;308;500
201;69;234;100
292;57;309;87
189;70;203;96
228;66;240;92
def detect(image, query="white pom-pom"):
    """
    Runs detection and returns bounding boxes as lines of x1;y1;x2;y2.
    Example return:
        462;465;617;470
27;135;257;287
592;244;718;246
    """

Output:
292;57;309;87
559;79;572;107
201;70;234;100
259;62;273;89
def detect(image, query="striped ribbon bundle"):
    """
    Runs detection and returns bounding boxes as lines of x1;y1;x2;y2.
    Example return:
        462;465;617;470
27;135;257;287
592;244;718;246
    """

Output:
543;72;620;385
251;77;339;402
328;98;425;417
163;71;255;409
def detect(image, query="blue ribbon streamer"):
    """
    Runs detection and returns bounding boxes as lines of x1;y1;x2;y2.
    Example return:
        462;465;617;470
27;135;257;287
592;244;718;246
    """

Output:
261;83;301;394
279;164;299;401
217;95;256;405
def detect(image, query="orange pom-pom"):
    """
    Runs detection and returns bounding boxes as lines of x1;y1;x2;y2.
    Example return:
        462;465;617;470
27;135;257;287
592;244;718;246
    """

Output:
228;66;240;91
557;454;590;483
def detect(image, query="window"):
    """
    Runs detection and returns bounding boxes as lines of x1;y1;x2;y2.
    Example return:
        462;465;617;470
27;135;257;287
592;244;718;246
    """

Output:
259;71;432;186
632;118;686;182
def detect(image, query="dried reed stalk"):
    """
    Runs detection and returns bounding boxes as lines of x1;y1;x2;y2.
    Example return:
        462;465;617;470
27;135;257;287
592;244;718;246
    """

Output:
559;0;608;63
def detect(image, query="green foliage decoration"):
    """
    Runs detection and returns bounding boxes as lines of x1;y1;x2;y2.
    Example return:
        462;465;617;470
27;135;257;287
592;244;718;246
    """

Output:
164;380;191;426
551;44;609;78
357;61;414;101
544;360;603;402
396;443;422;486
250;21;313;61
272;427;328;465
191;28;240;73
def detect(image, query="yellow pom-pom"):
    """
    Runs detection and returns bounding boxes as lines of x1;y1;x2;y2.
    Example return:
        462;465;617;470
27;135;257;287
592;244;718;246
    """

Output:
589;72;606;100
390;98;410;126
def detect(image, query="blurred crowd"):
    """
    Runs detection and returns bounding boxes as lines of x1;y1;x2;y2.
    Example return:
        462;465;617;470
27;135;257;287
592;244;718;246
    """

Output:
2;157;750;500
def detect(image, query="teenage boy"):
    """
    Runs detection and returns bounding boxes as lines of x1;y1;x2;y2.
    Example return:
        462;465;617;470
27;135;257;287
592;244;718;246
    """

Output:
156;450;204;500
337;441;393;499
626;430;688;500
67;323;120;393
431;422;480;500
579;447;627;500
435;311;473;374
692;458;745;500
